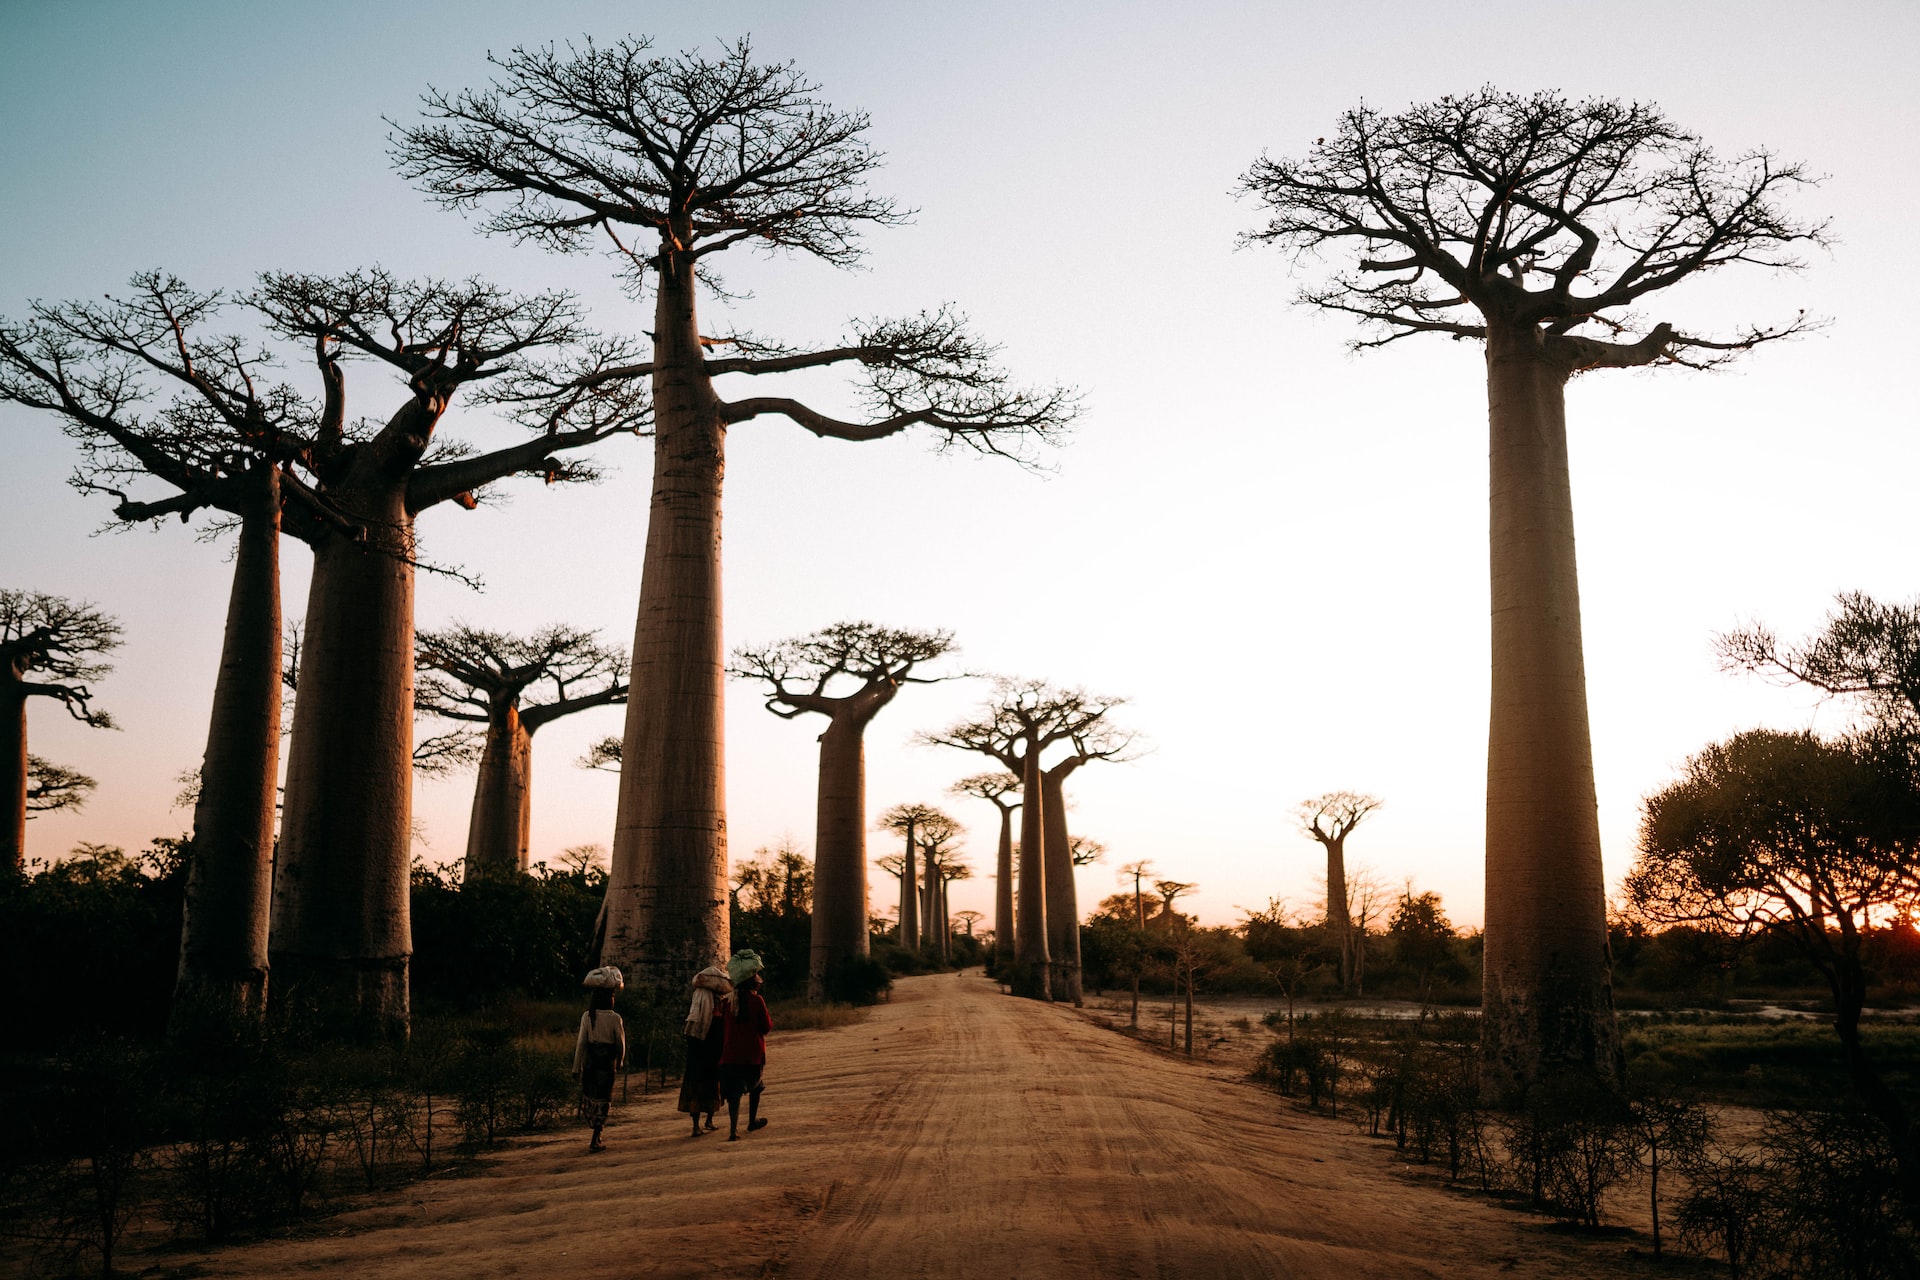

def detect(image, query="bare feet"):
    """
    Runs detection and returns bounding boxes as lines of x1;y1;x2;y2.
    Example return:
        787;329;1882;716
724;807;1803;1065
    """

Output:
748;1118;769;1132
727;1133;739;1142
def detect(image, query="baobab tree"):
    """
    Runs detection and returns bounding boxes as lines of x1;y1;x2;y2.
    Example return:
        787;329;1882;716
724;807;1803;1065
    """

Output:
579;736;622;772
936;865;975;961
950;772;1020;967
1038;730;1132;1005
1242;90;1823;1098
925;680;1128;1001
254;269;641;1037
1153;880;1197;930
878;802;952;951
1069;836;1107;866
0;275;356;1029
0;590;119;873
1294;791;1382;995
394;38;1075;994
416;624;628;877
953;909;984;939
919;822;968;963
26;756;95;817
730;622;954;1000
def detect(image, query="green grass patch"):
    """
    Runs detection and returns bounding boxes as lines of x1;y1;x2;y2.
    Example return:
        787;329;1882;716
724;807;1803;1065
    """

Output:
1623;1016;1920;1105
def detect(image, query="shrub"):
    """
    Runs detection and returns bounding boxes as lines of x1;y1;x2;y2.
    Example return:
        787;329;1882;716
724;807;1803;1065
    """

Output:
822;954;893;1005
1763;1108;1918;1280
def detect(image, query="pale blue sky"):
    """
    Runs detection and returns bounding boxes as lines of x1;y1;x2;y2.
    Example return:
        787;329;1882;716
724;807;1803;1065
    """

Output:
5;1;1917;927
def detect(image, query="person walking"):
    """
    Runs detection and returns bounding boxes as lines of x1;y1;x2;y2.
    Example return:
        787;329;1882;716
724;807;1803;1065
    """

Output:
677;963;731;1137
573;968;627;1153
718;951;772;1142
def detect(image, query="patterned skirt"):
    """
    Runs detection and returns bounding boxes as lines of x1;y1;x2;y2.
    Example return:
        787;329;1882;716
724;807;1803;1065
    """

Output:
580;1042;618;1125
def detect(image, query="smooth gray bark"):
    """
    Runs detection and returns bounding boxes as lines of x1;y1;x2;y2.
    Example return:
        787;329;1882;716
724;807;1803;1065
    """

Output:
809;712;873;1000
993;800;1017;966
464;704;534;877
1012;746;1051;1000
273;448;417;1040
603;237;731;997
1041;763;1085;1006
172;480;281;1034
1479;323;1623;1101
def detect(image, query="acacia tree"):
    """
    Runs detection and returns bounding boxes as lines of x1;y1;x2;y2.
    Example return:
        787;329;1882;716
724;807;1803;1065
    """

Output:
416;624;628;878
1295;791;1383;995
1152;881;1200;1051
394;38;1074;995
925;681;1127;1002
1242;90;1823;1098
731;622;953;1000
253;269;641;1037
951;772;1020;967
1718;591;1920;733
878;802;949;951
1628;728;1920;1202
0;275;369;1028
0;590;118;871
1116;858;1156;1025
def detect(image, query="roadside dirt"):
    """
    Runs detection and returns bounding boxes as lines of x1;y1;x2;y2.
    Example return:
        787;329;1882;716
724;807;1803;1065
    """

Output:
158;972;1667;1279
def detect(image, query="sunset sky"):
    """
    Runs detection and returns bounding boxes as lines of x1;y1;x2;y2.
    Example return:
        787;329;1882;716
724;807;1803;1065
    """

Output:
4;0;1916;932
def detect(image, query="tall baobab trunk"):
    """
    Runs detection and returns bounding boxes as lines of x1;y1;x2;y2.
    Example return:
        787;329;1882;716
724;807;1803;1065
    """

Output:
464;702;534;877
934;872;951;962
1480;323;1622;1100
1;673;25;872
1041;763;1086;1006
273;461;417;1040
809;713;871;1001
919;854;936;939
1322;833;1355;995
993;800;1016;967
604;239;729;996
899;817;920;951
1012;748;1051;1000
172;475;281;1035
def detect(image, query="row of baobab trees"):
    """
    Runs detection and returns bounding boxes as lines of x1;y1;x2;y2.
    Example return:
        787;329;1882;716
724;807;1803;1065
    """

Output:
2;34;1825;1101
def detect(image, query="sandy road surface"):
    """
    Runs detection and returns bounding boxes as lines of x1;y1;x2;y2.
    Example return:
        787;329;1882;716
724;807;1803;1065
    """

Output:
168;972;1654;1279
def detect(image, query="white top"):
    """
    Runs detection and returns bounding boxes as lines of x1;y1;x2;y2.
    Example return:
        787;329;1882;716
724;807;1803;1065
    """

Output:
572;1010;627;1073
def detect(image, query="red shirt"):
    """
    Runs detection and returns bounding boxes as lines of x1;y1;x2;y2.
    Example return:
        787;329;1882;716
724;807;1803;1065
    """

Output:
718;991;772;1065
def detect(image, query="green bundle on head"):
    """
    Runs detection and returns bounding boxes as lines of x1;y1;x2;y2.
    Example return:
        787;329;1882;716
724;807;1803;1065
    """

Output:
726;951;764;985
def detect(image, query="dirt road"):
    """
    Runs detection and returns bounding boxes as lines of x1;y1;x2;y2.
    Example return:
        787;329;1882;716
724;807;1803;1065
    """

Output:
172;972;1654;1279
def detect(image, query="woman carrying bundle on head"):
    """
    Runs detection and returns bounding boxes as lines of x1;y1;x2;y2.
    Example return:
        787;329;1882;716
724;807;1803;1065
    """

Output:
677;962;732;1137
718;950;773;1141
573;967;627;1153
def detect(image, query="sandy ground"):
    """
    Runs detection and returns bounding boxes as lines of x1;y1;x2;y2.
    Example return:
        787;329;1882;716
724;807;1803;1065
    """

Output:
152;972;1668;1279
